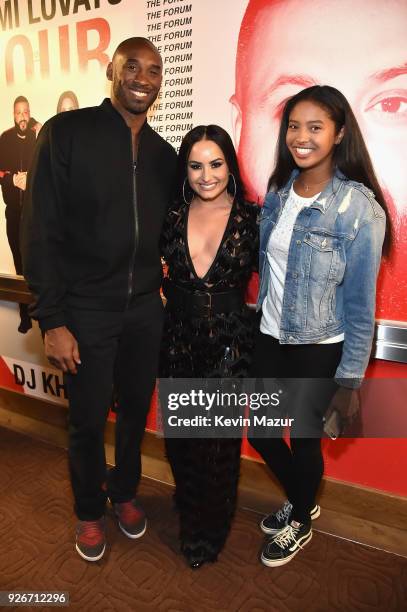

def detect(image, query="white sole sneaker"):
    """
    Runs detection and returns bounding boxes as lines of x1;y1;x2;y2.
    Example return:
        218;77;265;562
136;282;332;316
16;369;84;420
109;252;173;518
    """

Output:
75;542;106;562
260;530;313;567
108;497;147;539
310;504;320;520
117;518;147;540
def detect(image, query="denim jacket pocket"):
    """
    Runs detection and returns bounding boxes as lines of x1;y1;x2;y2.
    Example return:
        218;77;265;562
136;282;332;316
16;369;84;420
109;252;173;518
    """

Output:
304;232;339;253
303;233;345;327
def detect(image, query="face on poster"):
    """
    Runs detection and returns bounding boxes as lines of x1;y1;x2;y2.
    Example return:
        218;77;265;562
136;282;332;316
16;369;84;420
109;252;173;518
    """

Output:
231;0;407;320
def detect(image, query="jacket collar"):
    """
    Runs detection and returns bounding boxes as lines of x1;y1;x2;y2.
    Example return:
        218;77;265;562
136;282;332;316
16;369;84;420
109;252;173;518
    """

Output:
278;168;347;214
100;98;148;132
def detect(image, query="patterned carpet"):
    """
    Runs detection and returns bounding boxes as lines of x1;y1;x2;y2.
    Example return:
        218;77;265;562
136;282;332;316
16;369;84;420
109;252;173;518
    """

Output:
0;426;406;612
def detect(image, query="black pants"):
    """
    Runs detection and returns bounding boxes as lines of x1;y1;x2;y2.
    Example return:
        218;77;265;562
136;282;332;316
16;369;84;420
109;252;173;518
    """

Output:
5;205;31;327
248;331;342;524
64;292;163;521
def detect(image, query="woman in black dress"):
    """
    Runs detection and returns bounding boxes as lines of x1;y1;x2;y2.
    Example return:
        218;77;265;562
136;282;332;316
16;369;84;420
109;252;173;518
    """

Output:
160;125;258;568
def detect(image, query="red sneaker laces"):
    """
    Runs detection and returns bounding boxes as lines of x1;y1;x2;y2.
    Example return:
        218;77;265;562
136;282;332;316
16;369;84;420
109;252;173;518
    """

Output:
118;501;142;523
78;520;104;545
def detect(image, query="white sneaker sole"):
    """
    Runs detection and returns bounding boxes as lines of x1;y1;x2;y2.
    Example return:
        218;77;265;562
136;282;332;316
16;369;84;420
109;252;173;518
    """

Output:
260;505;320;535
108;498;148;540
75;542;106;562
310;504;320;520
260;531;313;567
118;518;147;540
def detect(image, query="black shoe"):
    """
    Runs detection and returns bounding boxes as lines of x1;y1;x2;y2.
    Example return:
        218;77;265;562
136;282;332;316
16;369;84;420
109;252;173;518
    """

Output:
261;521;312;567
189;559;204;569
183;545;217;569
260;501;320;535
187;554;217;569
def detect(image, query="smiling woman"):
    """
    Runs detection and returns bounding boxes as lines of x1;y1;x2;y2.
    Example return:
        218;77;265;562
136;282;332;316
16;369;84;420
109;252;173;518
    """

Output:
249;85;388;569
160;124;259;569
285;101;344;189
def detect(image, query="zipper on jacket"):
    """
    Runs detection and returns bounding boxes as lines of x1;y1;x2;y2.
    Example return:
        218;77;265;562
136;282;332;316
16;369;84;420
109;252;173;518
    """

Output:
126;133;140;306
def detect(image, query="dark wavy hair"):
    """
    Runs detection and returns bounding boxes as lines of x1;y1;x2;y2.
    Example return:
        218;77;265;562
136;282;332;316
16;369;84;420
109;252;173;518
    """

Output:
268;85;391;254
176;125;245;204
56;90;79;114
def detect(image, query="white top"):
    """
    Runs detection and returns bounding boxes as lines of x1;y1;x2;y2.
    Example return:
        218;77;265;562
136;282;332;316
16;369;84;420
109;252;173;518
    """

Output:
260;184;344;344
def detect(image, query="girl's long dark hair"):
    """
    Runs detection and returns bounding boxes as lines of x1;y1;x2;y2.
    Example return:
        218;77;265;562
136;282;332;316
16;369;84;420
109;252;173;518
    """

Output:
176;124;245;205
268;85;391;254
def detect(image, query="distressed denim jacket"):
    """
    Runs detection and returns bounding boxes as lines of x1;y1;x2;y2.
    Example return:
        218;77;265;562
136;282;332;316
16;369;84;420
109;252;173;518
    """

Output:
257;169;386;387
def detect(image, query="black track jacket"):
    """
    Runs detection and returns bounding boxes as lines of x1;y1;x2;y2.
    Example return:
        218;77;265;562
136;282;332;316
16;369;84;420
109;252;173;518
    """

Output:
21;99;177;332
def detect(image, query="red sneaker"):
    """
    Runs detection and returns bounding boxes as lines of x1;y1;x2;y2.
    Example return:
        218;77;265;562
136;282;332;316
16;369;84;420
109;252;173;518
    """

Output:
113;500;147;539
75;518;106;561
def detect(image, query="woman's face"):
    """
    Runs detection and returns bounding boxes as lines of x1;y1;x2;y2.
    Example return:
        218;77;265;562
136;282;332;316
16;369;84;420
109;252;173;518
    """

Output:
286;100;343;173
187;139;230;201
60;97;77;112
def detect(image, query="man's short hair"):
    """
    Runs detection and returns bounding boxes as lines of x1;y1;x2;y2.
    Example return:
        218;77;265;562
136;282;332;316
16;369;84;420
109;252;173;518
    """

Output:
14;95;29;107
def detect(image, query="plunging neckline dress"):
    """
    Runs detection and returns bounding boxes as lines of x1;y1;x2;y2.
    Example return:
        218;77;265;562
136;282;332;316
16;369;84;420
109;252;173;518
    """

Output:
160;198;259;566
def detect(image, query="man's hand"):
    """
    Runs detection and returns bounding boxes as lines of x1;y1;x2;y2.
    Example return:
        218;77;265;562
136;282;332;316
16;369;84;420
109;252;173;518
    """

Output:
44;326;81;374
13;171;27;191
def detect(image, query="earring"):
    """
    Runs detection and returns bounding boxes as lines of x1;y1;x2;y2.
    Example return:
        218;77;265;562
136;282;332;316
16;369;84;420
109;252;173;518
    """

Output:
182;177;193;205
228;173;237;201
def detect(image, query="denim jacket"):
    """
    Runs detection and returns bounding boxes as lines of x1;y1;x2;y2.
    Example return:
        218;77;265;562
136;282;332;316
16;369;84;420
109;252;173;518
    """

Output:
257;169;386;388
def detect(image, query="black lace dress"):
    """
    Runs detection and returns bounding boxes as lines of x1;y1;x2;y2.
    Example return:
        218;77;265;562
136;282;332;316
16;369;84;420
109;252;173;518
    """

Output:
160;198;259;567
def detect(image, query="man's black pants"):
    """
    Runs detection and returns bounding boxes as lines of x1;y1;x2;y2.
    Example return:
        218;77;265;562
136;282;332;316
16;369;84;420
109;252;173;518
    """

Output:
64;291;164;521
6;204;31;327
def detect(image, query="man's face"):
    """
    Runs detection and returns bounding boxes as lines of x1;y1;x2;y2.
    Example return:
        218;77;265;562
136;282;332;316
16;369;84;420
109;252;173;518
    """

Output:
14;101;30;133
107;41;162;115
233;0;407;220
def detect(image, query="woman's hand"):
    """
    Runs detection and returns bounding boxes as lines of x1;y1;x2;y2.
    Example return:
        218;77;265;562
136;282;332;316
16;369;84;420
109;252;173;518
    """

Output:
325;386;361;437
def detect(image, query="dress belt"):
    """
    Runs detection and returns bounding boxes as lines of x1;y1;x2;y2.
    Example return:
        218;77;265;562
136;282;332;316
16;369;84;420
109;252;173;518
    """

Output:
162;278;244;317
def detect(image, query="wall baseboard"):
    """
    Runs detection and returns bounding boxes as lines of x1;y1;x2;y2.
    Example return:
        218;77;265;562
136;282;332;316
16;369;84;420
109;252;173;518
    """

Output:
0;388;406;557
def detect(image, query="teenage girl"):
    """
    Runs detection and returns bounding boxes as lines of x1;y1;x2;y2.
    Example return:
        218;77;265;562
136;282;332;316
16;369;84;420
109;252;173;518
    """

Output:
249;85;389;567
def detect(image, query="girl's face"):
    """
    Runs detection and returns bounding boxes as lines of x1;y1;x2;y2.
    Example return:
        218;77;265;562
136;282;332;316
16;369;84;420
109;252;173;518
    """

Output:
187;139;230;201
286;100;343;172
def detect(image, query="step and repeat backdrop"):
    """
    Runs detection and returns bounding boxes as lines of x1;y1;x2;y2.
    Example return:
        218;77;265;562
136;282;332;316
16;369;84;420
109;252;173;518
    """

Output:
0;0;406;493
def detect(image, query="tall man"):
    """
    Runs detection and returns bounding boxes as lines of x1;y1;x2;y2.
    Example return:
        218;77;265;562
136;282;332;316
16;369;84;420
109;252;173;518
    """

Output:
21;38;177;561
0;96;36;333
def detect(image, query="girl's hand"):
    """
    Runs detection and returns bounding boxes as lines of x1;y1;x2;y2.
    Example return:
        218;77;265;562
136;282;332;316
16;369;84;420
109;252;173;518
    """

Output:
325;387;361;436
